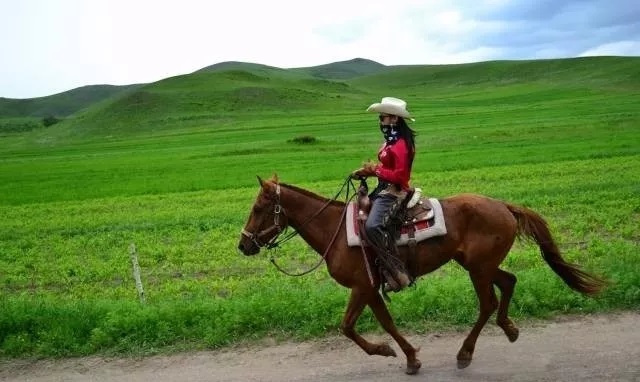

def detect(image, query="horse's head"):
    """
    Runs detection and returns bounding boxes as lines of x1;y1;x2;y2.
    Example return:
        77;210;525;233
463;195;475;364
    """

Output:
238;175;288;256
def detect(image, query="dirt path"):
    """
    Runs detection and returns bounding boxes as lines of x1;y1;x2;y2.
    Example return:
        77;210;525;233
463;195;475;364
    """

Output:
2;312;639;382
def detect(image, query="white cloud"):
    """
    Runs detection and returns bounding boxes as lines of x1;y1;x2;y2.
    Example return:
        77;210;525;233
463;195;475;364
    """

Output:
579;41;640;57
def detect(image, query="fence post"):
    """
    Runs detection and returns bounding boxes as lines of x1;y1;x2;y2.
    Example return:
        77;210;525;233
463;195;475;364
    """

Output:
129;243;146;303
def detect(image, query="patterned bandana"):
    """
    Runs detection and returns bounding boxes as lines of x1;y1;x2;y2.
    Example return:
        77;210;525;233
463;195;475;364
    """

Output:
380;124;400;143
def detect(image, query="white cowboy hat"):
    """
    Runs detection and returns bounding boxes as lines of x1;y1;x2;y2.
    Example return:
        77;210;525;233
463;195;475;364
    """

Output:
366;97;415;121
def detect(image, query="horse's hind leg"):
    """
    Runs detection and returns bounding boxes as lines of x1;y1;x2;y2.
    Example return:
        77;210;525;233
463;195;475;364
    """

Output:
368;291;422;375
340;288;399;358
494;268;519;342
457;270;498;369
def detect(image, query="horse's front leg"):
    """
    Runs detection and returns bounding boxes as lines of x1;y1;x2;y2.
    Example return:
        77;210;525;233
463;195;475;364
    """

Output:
340;288;397;358
368;292;422;375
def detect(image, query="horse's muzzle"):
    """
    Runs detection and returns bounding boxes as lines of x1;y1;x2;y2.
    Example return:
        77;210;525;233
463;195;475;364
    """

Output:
238;237;260;256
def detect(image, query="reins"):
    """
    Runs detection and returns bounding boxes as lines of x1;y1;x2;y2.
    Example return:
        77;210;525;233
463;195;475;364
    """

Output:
267;176;358;277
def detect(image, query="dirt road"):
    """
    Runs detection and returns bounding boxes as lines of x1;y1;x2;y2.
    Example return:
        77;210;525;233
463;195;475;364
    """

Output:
2;312;638;382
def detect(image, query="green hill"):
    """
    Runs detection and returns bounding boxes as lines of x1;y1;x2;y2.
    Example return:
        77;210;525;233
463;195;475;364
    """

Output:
50;68;361;140
196;61;282;73
291;57;387;79
351;56;640;90
196;58;387;80
3;56;639;144
0;84;141;119
194;61;310;81
0;57;381;121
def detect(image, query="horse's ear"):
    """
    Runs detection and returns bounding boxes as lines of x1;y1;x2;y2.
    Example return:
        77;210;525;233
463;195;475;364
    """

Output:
256;175;264;186
271;173;279;183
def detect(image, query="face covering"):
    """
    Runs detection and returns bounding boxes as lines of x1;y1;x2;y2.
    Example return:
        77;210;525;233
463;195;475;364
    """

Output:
380;123;400;143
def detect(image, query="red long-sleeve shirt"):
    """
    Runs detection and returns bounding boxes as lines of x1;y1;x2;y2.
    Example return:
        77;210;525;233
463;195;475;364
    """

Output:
374;137;413;191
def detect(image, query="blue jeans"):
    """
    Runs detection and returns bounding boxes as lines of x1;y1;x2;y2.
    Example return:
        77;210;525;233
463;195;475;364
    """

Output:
364;192;411;289
364;193;398;253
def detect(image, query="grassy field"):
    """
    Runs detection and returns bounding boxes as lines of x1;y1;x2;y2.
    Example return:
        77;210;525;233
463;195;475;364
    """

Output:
0;57;639;358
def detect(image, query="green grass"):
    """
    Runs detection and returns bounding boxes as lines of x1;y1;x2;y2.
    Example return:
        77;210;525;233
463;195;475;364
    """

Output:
0;57;639;358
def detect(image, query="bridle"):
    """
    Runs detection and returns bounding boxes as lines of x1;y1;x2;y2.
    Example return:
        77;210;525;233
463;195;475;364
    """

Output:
241;177;357;276
240;183;287;249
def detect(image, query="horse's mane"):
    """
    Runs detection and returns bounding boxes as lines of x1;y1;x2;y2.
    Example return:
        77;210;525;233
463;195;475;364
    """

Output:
280;182;346;207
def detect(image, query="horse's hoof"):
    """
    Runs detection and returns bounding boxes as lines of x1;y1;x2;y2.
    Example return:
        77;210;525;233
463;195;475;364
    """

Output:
376;343;397;357
499;320;520;343
456;349;473;369
405;359;422;375
457;358;472;369
506;327;519;343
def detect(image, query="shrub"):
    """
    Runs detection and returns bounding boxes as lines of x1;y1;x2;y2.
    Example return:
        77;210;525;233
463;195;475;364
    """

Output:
288;135;317;144
42;116;62;127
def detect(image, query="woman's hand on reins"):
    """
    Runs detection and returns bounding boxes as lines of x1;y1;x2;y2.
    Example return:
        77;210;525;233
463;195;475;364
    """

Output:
351;161;377;179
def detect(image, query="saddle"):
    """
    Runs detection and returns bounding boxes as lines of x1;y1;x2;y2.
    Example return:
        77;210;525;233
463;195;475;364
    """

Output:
357;186;433;231
346;192;446;248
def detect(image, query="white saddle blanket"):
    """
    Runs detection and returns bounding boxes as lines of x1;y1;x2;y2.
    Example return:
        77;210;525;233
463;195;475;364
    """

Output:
345;198;447;247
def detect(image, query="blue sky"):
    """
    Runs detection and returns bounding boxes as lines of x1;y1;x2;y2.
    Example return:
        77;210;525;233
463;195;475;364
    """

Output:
1;0;639;99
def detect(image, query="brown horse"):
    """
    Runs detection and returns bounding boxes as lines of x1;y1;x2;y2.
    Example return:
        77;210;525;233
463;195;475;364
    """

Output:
237;175;605;375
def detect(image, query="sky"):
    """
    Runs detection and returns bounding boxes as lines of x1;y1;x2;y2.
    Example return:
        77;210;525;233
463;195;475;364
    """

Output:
1;0;639;99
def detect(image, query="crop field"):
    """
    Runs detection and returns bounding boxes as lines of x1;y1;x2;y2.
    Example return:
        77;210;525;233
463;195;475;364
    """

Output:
0;57;639;358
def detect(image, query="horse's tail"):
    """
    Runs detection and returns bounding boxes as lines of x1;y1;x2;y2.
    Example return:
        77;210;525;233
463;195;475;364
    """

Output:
504;202;606;296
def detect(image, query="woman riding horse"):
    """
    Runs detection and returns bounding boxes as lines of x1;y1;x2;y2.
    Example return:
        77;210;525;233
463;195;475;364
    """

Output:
351;97;418;292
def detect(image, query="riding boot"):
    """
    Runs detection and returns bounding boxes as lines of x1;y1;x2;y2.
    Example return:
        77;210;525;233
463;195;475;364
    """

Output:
381;268;400;292
382;264;412;292
380;243;412;293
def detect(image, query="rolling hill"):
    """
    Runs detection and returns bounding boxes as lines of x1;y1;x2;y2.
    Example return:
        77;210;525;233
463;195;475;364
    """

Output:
196;58;387;80
0;84;141;119
350;56;640;90
0;58;385;122
290;57;387;79
1;56;639;142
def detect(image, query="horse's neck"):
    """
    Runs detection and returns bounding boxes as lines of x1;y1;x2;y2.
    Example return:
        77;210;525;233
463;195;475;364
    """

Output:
280;186;343;254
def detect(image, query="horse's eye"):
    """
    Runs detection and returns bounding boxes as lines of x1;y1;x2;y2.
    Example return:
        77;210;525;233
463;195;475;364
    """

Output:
253;204;267;214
